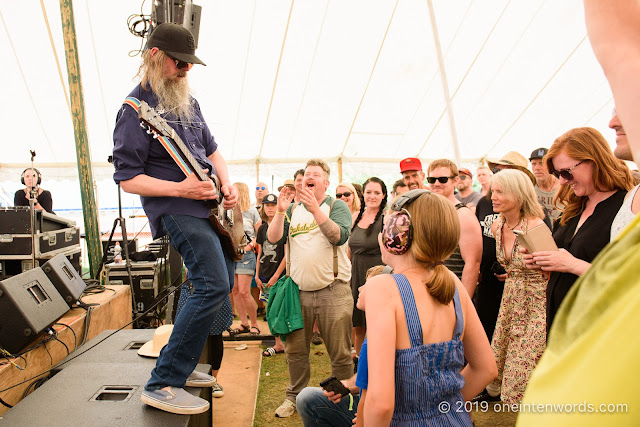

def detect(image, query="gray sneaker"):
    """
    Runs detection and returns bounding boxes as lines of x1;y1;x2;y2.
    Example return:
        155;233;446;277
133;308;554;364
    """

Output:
275;399;296;418
141;387;210;415
211;377;224;398
185;370;216;387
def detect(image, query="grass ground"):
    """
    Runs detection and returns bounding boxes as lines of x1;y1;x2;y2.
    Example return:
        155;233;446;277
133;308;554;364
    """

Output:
254;342;517;427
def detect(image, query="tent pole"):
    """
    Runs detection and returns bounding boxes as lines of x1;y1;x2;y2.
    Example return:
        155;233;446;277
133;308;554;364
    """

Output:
427;0;461;165
59;0;103;279
338;157;343;183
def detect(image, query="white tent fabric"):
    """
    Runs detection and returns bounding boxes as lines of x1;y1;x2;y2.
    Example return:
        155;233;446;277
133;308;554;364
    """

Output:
0;0;633;216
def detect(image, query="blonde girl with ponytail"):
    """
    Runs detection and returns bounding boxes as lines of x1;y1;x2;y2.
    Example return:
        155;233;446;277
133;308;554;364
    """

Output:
353;191;496;426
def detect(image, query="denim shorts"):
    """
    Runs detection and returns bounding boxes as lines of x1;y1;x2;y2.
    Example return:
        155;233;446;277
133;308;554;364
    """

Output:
235;250;256;275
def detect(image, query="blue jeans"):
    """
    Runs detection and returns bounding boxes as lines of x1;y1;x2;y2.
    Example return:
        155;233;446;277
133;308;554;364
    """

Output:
145;215;234;391
297;387;358;427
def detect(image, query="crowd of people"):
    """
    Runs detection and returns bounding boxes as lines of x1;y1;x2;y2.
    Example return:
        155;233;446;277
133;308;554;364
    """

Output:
110;2;640;423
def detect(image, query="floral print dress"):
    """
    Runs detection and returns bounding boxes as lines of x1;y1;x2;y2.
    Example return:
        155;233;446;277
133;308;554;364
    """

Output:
489;216;548;404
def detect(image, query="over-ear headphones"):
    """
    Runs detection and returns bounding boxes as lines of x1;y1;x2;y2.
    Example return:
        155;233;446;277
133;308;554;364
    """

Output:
21;168;42;186
382;189;430;255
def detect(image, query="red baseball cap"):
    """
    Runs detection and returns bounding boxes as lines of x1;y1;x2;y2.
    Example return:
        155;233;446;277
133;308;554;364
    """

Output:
459;168;472;178
400;157;422;173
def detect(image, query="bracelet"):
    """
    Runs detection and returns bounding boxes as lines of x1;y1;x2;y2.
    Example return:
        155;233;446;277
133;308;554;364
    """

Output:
276;211;285;215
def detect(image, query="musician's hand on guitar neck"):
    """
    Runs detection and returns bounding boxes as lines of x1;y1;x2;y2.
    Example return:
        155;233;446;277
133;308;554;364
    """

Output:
220;183;238;210
180;172;218;200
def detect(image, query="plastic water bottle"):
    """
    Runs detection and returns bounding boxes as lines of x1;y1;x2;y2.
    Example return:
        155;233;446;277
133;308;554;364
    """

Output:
113;242;123;264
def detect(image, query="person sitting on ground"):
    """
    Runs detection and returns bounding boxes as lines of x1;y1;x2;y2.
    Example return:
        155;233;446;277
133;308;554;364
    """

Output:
297;264;388;427
15;168;53;213
455;167;483;211
522;127;633;334
427;159;483;297
529;148;563;225
229;182;262;336
356;190;496;425
255;193;287;357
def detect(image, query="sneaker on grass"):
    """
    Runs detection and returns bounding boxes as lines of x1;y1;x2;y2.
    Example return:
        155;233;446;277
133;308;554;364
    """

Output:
141;387;209;415
275;399;296;418
311;331;323;345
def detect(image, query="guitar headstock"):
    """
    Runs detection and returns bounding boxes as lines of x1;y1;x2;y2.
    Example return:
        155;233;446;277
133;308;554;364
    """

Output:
138;101;174;140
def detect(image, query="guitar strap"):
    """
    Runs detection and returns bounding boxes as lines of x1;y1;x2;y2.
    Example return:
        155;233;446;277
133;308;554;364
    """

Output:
285;198;338;279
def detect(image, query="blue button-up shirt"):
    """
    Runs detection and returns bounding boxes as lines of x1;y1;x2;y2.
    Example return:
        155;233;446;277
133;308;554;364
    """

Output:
112;84;218;238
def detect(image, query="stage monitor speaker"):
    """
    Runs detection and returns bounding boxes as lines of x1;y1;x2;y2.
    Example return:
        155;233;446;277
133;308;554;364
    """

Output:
0;268;69;354
42;253;86;307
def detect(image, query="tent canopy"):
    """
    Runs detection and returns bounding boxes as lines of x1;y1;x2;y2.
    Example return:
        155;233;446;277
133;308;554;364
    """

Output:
1;0;619;172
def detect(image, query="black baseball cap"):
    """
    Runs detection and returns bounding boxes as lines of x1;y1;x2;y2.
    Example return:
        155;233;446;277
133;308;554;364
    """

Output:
529;147;548;161
147;23;206;66
262;194;278;204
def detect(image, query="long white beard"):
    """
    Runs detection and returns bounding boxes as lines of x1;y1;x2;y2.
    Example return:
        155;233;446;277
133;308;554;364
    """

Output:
153;72;194;122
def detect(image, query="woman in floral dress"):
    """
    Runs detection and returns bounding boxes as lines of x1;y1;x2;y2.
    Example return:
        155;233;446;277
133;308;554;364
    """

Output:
486;169;549;404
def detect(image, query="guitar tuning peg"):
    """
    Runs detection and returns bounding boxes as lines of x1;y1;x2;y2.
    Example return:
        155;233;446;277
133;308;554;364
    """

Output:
146;129;153;134
153;133;159;139
139;123;145;129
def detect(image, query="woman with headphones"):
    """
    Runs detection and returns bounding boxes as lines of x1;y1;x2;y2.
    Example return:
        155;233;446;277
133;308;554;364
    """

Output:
354;190;496;426
14;168;53;213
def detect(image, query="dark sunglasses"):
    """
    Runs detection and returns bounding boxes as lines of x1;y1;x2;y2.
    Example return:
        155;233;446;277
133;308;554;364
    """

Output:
459;175;470;180
336;191;352;198
168;55;191;70
426;176;455;184
552;160;584;181
256;186;266;190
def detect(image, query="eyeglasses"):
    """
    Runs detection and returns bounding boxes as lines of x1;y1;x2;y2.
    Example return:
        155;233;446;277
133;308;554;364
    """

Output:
426;176;455;184
256;186;266;190
168;55;191;70
336;191;352;198
459;175;470;180
552;160;585;181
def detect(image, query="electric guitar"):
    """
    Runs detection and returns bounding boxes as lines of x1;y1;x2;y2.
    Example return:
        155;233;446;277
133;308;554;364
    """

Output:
136;100;246;261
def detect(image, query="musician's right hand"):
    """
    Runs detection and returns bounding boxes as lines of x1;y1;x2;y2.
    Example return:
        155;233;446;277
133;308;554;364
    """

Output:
277;187;295;212
180;172;217;200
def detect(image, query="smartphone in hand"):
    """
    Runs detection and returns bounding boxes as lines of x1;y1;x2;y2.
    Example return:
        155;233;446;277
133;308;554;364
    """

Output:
320;376;350;397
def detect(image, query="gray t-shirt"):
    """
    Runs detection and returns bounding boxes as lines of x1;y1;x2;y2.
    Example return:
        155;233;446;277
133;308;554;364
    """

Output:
456;191;483;207
242;207;261;241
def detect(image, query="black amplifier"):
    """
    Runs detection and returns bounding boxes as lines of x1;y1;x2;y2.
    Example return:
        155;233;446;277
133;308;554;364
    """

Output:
104;259;166;314
0;247;81;281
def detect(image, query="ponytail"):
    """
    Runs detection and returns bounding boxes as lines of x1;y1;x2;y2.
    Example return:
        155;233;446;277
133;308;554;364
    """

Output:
425;264;456;305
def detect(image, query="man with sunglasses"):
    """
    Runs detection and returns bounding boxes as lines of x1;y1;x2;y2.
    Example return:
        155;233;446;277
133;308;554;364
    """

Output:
426;159;482;297
255;182;269;210
113;23;237;415
455;168;483;211
530;148;562;224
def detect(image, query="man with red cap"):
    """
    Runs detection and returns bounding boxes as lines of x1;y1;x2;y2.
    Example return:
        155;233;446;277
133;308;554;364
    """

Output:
399;157;427;190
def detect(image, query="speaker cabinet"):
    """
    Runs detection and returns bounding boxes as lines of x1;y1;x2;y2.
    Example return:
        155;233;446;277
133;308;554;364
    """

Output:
0;268;69;353
42;254;86;307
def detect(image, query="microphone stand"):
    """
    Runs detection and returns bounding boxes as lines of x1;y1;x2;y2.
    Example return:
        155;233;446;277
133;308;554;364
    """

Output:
28;150;38;269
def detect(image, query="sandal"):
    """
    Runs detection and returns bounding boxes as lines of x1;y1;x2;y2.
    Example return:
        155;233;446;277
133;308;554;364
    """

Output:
229;324;250;335
249;326;261;336
262;347;284;357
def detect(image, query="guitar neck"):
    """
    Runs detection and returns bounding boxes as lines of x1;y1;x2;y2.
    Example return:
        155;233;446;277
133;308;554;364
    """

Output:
138;101;209;182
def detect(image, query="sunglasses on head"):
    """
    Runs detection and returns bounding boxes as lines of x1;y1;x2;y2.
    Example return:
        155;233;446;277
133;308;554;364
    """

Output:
426;176;455;184
256;186;266;190
552;160;585;181
336;191;352;198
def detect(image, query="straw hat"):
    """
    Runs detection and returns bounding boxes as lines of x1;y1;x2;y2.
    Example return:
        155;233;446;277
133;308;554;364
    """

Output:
137;324;174;358
278;179;295;192
486;151;536;184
